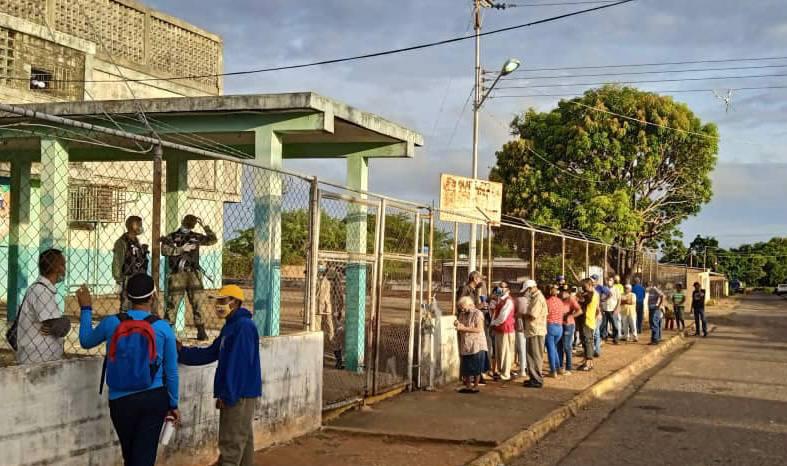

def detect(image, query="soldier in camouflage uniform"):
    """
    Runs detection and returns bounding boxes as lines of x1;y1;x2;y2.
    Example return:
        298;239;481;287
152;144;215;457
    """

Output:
160;214;217;340
112;216;149;311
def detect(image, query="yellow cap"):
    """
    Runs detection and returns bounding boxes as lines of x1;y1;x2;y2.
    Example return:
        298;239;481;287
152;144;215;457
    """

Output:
213;284;244;302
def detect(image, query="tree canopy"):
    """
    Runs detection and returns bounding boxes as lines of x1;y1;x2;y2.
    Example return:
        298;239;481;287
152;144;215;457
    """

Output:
490;86;719;265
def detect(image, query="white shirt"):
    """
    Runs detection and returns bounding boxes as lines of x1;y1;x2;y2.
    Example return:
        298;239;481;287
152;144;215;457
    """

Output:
16;276;65;364
490;294;514;327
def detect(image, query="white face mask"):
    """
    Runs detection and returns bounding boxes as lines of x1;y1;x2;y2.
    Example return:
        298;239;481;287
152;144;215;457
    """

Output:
180;227;191;234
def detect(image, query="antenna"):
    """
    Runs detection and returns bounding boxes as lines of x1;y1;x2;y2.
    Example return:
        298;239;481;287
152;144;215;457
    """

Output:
712;89;734;113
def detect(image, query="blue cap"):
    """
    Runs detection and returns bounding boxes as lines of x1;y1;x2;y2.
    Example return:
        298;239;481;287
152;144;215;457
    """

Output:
590;274;599;280
556;275;565;281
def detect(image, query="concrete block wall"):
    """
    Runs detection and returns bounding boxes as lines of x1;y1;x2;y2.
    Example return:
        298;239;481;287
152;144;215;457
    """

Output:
0;331;323;466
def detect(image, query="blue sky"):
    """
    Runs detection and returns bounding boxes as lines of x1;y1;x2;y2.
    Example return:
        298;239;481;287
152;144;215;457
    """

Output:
147;0;787;248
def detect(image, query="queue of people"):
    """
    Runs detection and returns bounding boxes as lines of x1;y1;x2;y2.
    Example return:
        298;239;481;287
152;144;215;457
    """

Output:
454;271;710;392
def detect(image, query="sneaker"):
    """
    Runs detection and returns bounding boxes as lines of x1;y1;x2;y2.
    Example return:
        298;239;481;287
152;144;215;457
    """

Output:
563;370;572;376
558;368;566;375
478;378;487;386
547;372;557;378
499;374;511;381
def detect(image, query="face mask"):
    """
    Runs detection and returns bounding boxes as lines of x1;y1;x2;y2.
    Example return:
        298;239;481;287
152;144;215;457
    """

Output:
215;303;231;319
180;227;191;234
138;226;145;234
55;271;65;284
318;267;326;273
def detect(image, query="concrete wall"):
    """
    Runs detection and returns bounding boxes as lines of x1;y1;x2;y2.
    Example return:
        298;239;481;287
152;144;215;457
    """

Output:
0;331;323;466
420;314;460;387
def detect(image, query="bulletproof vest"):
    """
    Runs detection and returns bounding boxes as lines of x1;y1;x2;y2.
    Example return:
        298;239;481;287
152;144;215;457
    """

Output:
165;229;202;273
123;234;149;277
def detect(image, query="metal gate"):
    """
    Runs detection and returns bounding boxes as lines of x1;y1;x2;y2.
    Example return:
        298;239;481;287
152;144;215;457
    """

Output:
315;190;421;409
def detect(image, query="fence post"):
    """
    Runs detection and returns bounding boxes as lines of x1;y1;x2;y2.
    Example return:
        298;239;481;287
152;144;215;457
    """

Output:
479;223;485;273
407;212;421;391
371;199;387;391
428;210;434;304
585;241;590;279
603;245;609;279
151;144;163;299
530;229;536;280
306;177;321;332
561;235;566;277
451;222;458;316
487;224;492;287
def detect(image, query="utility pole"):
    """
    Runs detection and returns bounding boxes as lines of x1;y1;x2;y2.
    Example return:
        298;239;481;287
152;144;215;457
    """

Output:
703;247;708;270
468;0;483;275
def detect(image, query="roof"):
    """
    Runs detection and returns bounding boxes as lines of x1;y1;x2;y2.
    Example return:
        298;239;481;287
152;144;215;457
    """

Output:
0;93;424;161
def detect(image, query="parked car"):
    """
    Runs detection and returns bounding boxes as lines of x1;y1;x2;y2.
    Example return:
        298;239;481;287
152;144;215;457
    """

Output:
775;284;787;296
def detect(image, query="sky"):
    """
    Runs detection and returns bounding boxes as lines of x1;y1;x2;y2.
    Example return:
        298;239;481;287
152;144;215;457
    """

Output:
146;0;787;248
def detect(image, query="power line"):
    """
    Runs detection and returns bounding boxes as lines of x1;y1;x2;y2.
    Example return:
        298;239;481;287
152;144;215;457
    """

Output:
512;55;787;73
506;1;619;6
498;63;787;81
495;72;787;90
0;0;636;85
489;84;787;98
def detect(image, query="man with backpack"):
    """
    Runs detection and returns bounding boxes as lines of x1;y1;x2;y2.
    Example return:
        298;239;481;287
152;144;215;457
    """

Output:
178;285;261;466
78;274;179;466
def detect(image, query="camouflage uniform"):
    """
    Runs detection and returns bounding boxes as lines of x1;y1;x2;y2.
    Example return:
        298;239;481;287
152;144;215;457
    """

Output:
161;225;217;327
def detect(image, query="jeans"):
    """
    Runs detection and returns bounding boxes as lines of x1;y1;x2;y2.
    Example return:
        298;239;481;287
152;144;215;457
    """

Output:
515;331;527;372
602;311;620;342
675;306;685;330
694;308;708;335
636;302;644;334
546;324;563;374
594;319;602;356
559;324;575;370
649;306;662;343
108;387;169;466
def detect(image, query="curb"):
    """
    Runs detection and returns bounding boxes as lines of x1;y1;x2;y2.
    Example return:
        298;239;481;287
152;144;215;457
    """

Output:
465;329;694;466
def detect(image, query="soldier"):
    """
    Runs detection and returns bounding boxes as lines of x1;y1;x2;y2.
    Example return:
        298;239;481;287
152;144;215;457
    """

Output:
161;214;217;340
112;216;149;311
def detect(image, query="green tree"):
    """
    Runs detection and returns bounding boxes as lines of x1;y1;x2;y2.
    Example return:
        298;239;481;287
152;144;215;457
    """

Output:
490;85;718;275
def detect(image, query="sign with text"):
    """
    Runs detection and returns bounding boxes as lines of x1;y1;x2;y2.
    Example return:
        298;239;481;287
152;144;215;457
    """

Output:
439;174;502;225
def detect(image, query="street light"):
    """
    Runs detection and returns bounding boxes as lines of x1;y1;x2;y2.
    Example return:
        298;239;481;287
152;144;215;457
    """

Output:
469;57;520;274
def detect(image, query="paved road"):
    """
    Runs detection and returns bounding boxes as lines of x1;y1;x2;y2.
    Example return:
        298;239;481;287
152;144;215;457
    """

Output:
516;294;787;466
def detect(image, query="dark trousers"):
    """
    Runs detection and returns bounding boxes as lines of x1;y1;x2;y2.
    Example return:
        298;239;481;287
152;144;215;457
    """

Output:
694;308;708;335
649;307;662;343
526;335;545;385
636;302;644;334
109;387;169;466
602;311;620;342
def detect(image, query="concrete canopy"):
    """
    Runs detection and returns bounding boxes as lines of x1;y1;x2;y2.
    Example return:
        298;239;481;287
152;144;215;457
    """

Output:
0;92;424;162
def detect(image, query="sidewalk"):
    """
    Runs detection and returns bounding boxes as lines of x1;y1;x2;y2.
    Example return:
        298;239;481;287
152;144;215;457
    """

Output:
255;330;676;466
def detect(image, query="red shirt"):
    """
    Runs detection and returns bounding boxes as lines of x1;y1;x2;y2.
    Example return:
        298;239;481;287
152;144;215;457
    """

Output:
564;296;581;325
546;296;569;325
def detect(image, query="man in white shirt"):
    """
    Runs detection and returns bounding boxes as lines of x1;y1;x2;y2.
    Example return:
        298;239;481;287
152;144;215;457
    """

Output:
16;249;71;364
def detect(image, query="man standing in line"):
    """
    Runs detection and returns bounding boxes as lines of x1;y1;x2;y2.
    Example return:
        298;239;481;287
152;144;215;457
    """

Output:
602;276;621;344
691;282;708;337
161;214;217;340
632;277;647;334
112;216;149;311
179;285;262;466
457;271;484;310
645;281;665;345
16;249;72;364
521;280;547;388
489;282;515;381
612;275;625;341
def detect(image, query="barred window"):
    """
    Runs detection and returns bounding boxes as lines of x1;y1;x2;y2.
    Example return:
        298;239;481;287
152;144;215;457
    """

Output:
68;184;126;223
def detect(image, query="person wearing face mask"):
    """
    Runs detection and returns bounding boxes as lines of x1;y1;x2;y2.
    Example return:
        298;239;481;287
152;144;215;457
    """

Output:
15;248;72;364
178;285;262;466
77;274;179;466
112;216;150;311
318;262;343;369
161;214;218;340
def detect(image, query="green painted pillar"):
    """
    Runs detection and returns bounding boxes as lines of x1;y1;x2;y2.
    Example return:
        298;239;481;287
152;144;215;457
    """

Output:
7;160;36;319
165;158;188;332
344;155;369;372
252;127;282;336
39;138;69;307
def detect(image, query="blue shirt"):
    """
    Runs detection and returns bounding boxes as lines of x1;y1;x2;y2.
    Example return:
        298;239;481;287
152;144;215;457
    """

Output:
632;284;646;304
79;308;179;409
178;308;261;407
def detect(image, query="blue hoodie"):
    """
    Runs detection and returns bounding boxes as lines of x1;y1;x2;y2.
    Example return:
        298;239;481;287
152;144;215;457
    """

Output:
178;308;262;406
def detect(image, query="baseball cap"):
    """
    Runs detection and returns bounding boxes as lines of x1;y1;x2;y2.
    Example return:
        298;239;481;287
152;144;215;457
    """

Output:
524;279;537;289
213;284;245;302
590;274;599;280
556;275;565;281
625;284;632;290
127;273;156;300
